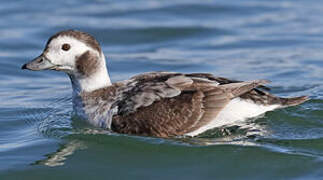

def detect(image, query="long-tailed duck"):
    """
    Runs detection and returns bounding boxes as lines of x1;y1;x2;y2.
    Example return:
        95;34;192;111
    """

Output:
22;30;309;137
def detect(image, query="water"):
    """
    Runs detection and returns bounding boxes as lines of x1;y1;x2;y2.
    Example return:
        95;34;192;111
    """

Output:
1;0;323;179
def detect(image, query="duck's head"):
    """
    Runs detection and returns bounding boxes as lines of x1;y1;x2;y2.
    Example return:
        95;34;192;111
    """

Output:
22;30;111;92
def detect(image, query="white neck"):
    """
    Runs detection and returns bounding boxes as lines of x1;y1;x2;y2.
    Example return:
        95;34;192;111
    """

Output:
69;54;111;95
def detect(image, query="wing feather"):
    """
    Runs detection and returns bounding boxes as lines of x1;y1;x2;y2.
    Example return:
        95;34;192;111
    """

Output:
111;72;270;137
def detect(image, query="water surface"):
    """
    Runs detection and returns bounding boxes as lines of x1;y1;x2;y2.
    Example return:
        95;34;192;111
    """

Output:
0;0;323;179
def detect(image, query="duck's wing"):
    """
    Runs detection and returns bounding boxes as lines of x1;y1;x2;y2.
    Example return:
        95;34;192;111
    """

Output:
199;74;308;106
111;72;269;137
187;73;271;91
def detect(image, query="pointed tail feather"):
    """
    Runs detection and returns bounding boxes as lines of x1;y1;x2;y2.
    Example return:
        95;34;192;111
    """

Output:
280;96;309;107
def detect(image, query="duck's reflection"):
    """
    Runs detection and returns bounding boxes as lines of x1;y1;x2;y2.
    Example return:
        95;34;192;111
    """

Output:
33;119;269;167
33;128;112;167
33;140;86;167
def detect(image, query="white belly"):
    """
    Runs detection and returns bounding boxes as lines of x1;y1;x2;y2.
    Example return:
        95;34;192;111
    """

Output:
185;97;280;136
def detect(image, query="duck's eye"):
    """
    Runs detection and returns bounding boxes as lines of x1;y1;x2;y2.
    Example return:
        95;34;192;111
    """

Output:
62;43;71;51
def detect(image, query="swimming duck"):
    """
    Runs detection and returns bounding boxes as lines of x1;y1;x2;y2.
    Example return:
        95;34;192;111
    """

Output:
22;30;308;137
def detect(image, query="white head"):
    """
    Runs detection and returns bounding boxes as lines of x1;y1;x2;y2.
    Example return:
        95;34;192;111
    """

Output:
22;30;111;92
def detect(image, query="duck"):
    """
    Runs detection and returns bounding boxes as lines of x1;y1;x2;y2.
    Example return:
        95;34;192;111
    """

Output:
21;30;309;137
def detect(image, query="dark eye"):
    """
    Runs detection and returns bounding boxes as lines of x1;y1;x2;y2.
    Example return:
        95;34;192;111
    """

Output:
62;43;71;51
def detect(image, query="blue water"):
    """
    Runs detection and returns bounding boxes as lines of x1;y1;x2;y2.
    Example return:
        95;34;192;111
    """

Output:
1;0;323;179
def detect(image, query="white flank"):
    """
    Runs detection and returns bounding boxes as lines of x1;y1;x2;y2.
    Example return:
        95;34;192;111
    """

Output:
185;97;280;136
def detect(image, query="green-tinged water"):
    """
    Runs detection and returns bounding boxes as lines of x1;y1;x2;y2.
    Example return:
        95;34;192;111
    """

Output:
0;0;323;179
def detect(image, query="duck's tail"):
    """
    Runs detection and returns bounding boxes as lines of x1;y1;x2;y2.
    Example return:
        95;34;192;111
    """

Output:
239;88;309;108
279;96;310;107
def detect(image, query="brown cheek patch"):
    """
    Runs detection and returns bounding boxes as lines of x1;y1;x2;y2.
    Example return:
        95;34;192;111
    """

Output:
76;51;99;77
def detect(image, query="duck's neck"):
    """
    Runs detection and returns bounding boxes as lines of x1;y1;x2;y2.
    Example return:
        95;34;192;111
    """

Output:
69;55;111;97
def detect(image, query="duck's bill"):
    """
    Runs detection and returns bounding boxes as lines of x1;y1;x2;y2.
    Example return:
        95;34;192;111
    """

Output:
21;55;57;71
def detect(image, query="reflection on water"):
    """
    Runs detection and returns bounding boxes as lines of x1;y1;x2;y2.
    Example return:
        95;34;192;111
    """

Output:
33;115;272;167
33;140;86;167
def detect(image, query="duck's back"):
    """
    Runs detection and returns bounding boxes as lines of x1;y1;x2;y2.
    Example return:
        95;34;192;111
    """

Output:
79;72;308;137
98;72;306;137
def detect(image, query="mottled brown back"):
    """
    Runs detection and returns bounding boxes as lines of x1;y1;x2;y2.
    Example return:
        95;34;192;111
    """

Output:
108;72;269;137
80;72;307;138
